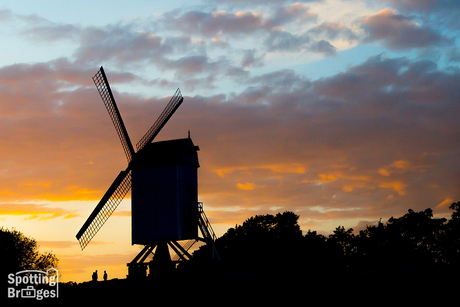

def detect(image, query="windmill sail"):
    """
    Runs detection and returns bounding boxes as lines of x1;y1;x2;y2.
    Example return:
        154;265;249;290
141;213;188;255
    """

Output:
136;88;183;151
76;170;131;250
93;67;135;163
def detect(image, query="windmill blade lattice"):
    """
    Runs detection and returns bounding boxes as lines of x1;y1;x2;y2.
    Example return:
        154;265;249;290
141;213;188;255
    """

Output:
136;88;183;152
76;170;131;250
93;67;135;163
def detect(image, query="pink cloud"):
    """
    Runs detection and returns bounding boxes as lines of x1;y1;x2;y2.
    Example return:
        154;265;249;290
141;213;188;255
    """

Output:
361;9;450;50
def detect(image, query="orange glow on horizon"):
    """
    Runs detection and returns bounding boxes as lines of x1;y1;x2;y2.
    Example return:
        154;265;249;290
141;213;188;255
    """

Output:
0;203;78;220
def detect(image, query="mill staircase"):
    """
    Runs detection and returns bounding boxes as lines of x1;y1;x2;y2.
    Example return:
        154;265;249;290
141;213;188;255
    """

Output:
197;202;220;260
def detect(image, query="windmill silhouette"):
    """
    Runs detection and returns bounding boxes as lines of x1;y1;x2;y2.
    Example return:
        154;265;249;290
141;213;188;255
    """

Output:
76;67;218;278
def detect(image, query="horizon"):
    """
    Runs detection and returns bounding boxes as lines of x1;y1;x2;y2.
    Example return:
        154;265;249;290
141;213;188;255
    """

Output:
1;0;460;283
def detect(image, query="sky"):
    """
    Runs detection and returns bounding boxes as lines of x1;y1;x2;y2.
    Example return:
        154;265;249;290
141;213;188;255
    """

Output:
0;0;460;282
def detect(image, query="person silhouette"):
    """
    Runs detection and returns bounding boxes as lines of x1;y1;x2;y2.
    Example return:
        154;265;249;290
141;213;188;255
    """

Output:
92;270;98;282
103;270;107;281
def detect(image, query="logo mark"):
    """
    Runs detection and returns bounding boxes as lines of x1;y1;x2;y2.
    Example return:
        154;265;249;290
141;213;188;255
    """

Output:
7;268;58;300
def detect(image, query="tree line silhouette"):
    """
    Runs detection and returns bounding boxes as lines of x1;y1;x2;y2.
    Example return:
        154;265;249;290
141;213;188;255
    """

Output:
3;201;460;279
0;227;58;277
192;201;460;273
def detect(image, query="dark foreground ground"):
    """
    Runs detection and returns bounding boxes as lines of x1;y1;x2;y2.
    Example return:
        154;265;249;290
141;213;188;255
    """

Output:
51;270;455;305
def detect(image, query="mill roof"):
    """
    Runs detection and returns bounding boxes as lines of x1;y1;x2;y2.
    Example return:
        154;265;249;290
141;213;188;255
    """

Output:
132;137;200;169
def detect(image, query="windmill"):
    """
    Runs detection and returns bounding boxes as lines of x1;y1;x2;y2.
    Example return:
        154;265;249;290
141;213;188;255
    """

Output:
76;67;218;278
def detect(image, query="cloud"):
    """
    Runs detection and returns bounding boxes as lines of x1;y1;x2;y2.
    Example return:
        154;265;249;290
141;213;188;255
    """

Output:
378;160;429;177
163;4;316;37
264;31;337;56
12;15;216;83
1;4;460;234
190;53;460;224
162;55;210;74
163;10;264;37
0;203;78;220
68;22;247;89
1;51;459;232
1;5;326;92
161;5;327;57
248;69;310;91
379;181;408;196
263;3;317;30
264;30;310;52
74;24;175;66
0;60;147;202
237;182;257;190
387;0;458;12
241;49;265;67
361;8;450;50
309;22;358;41
22;23;80;43
387;0;460;29
309;39;337;56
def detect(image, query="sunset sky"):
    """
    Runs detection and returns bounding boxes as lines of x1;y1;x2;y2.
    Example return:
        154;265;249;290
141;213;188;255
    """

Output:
1;0;460;282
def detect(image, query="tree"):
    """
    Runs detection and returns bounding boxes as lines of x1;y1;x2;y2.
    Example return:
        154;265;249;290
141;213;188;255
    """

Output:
356;220;389;270
301;230;330;271
327;226;356;270
0;227;58;276
191;203;460;274
449;201;460;220
356;208;447;271
387;208;446;269
207;211;303;273
274;211;303;240
444;202;460;267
